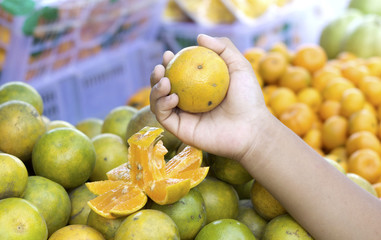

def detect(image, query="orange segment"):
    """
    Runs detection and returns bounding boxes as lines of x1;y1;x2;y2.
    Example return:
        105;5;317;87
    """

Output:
173;167;210;188
165;145;203;175
86;180;126;195
106;163;131;181
145;178;191;205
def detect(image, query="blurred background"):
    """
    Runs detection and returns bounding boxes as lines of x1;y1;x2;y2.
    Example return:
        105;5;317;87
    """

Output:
0;0;361;124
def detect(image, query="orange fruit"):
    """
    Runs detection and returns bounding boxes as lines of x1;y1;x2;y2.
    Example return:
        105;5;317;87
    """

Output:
278;66;311;92
209;154;252;185
87;127;208;219
362;101;378;117
319;100;341;121
101;105;138;143
195;219;256;240
337;51;357;62
250;180;286;221
46;120;75;131
346;173;378;197
358;76;381;107
0;81;44;115
0;153;28;199
233;179;254;200
262;214;313;240
87;210;126;240
258;51;288;85
269;42;292;62
75;118;103;139
32;128;96;189
262;85;278;105
22;176;71;236
126;86;151;110
322;115;348;151
243;47;266;71
292;45;327;73
90;133;129;181
68;184;97;225
348;149;381;184
346;131;381;156
324;156;347;173
165;46;229;113
236;199;267;239
0;100;46;162
268;87;297;117
0;197;48;240
279;103;314;137
48;225;105;240
329;146;348;162
312;65;341;92
114;209;180;240
302;128;322;149
348;109;378;135
151;188;207;240
340;88;365;118
341;61;369;86
322;77;354;101
297;87;322;112
196;177;239;224
365;56;381;77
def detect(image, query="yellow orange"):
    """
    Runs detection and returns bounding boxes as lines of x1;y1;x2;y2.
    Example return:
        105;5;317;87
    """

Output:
358;76;381;107
268;87;297;117
243;47;266;71
297;87;322;112
292;45;327;73
341;61;369;86
319;100;341;121
346;131;381;156
348;149;381;184
312;66;342;92
302;128;322;149
365;57;381;77
279;103;314;137
322;115;348;151
321;77;354;101
258;51;288;84
340;88;365;118
278;66;311;92
348;109;378;135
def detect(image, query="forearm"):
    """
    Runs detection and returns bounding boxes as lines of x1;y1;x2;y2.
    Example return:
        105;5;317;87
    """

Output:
240;113;381;240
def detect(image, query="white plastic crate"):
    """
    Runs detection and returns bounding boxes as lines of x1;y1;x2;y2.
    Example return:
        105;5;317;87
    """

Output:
0;0;166;84
159;0;318;53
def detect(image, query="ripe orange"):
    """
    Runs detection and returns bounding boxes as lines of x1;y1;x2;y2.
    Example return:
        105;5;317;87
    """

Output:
262;214;313;240
195;219;256;240
319;100;341;121
0;198;48;240
243;47;266;71
297;87;322;112
32;128;96;189
322;115;348;151
292;45;327;73
87;210;125;240
262;85;278;105
279;103;314;137
340;88;365;118
358;76;381;107
348;109;378;135
348;149;381;184
346;131;381;156
302;128;322;149
324;155;347;173
0;100;46;162
321;77;354;101
48;225;105;240
196;177;239;224
269;42;292;62
341;61;369;86
114;209;180;240
165;46;230;113
337;52;357;62
250;180;286;221
268;87;297;117
126;86;151;110
347;173;378;197
365;56;381;77
22;176;71;236
0;153;28;199
90;133;129;181
312;66;341;92
278;66;311;92
75;118;103;139
258;51;288;85
0;81;44;115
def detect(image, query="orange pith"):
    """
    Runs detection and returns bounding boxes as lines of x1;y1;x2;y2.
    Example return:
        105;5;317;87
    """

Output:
87;127;209;219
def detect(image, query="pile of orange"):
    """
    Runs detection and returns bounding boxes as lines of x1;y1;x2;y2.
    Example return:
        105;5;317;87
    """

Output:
244;43;381;190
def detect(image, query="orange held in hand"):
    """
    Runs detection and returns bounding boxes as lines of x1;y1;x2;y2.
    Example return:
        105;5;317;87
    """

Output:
165;46;230;113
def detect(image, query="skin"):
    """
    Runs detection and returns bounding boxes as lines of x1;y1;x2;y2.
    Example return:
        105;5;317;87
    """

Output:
149;34;381;240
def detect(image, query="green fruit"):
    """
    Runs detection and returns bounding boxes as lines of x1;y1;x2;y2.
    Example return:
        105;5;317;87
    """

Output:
151;188;206;240
87;210;125;240
68;183;97;225
349;0;381;16
262;214;313;240
347;173;378;197
195;219;256;240
237;200;267;239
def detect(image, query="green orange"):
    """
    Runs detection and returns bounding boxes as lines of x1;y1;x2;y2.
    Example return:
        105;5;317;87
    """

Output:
68;183;97;225
48;225;105;240
75;118;103;139
195;219;256;240
0;153;28;199
87;210;125;240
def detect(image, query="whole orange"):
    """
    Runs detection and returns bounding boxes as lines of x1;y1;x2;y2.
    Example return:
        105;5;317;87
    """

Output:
0;153;28;199
348;149;381;184
279;103;314;137
322;115;348;151
292;45;327;73
258;51;288;85
165;46;229;113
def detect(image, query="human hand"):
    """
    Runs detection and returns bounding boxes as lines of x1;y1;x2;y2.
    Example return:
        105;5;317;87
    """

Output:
150;34;271;161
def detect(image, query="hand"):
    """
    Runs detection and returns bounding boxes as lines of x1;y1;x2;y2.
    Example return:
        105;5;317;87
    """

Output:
150;34;270;161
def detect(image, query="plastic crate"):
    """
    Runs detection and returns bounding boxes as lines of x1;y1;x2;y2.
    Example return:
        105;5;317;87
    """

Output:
0;0;166;84
159;0;317;53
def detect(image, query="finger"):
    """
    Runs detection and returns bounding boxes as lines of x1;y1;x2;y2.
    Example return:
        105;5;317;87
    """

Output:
150;77;172;113
150;64;165;87
197;34;251;72
162;51;175;68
